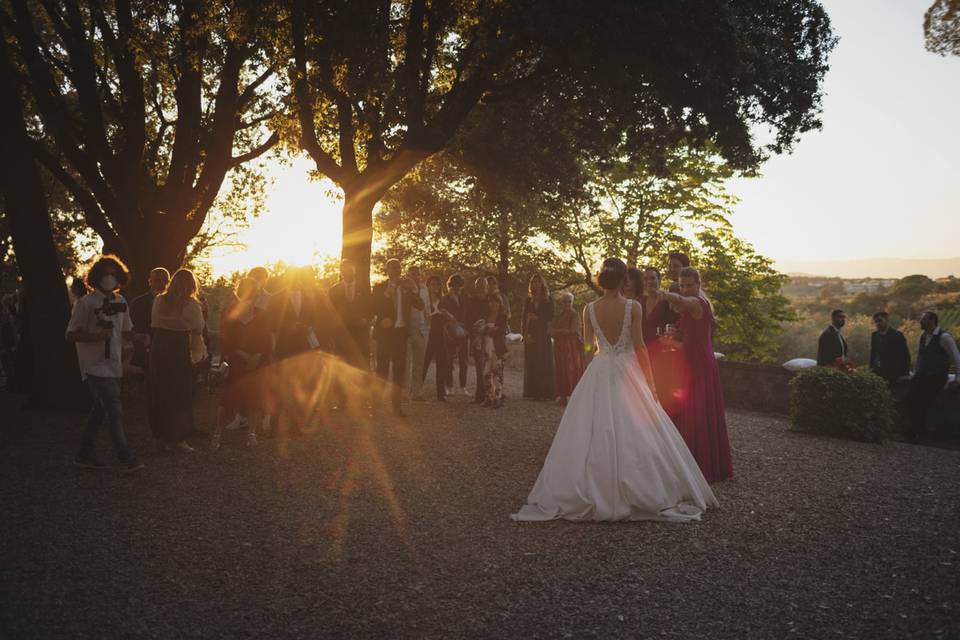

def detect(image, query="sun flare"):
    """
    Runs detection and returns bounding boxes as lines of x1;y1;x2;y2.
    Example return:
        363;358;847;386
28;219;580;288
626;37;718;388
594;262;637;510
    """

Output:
206;156;344;278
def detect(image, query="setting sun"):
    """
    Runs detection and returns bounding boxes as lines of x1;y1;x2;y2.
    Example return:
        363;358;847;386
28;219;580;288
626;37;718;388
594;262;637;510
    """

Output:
206;156;344;277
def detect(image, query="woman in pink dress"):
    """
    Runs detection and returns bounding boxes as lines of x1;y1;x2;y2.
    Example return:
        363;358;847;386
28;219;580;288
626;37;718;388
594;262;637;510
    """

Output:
657;267;733;483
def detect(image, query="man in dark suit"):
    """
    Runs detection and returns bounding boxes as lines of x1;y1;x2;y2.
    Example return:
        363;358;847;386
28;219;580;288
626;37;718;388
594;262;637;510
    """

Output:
129;267;169;371
869;311;911;384
328;259;370;370
817;309;848;366
371;258;424;416
267;267;322;360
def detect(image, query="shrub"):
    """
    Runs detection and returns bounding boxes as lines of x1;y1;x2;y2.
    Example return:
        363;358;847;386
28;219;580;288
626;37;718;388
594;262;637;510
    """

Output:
789;366;894;442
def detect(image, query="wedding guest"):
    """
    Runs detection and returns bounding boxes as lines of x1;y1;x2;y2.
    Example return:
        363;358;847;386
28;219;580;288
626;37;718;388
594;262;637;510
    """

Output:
406;265;431;401
657;267;733;482
149;268;205;453
905;311;960;443
372;258;423;416
485;275;511;323
268;267;322;360
69;277;89;307
422;275;451;401
248;266;272;313
869;311;911;384
522;274;556;400
328;259;370;369
441;274;469;396
549;292;584;405
130;267;170;372
478;293;509;408
639;266;683;420
666;252;691;292
265;267;325;432
664;252;691;325
467;276;489;403
66;255;144;472
211;277;271;449
622;266;642;302
817;309;848;366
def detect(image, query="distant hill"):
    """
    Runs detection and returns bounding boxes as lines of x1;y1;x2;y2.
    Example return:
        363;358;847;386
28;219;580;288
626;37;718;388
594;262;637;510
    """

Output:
774;258;960;279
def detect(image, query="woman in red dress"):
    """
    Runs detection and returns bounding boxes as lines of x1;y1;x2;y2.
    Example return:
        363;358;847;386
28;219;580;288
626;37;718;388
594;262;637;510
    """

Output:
637;267;686;421
657;267;733;483
549;292;585;405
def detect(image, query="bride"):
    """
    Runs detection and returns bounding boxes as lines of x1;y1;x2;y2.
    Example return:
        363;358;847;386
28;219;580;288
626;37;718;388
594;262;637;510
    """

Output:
512;258;718;522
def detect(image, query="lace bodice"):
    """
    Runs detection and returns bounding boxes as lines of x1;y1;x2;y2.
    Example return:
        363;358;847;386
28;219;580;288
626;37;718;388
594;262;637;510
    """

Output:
588;299;636;357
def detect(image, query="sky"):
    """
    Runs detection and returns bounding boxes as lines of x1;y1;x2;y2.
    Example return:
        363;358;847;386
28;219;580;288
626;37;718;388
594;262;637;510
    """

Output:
208;0;960;279
728;0;960;275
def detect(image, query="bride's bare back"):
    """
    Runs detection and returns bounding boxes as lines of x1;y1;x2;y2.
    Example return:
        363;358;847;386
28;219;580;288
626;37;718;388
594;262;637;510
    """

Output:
584;293;645;351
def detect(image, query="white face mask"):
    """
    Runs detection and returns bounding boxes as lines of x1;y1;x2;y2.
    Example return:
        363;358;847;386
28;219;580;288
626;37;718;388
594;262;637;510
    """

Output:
100;275;118;291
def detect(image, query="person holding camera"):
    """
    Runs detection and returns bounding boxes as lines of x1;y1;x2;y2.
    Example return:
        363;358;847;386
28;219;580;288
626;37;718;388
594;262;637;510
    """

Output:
66;255;144;473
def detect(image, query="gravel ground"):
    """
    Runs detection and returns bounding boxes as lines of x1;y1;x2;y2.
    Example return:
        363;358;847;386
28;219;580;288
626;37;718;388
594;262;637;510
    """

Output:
1;367;959;640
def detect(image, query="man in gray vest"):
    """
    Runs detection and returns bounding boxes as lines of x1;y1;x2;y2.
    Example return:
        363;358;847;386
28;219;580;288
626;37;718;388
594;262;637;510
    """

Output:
906;311;960;443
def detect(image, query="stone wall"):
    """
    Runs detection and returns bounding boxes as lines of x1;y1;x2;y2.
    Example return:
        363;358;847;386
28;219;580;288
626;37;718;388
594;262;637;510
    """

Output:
718;360;795;414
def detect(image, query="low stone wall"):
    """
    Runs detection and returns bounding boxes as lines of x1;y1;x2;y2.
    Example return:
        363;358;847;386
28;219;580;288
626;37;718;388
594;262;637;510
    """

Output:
718;360;796;414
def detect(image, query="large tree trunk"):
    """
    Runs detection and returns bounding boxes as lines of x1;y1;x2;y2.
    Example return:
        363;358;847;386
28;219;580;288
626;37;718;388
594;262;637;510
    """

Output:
0;34;87;409
341;187;381;293
123;230;188;296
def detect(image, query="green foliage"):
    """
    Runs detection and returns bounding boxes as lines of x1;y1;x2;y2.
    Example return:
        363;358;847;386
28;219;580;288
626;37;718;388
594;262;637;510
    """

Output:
694;228;795;362
790;367;894;442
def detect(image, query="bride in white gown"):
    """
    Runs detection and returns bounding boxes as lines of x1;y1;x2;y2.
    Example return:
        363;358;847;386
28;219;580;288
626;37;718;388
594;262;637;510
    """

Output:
512;258;718;522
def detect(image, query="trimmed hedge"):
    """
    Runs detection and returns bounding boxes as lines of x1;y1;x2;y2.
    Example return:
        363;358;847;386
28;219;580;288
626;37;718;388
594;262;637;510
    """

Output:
789;366;894;442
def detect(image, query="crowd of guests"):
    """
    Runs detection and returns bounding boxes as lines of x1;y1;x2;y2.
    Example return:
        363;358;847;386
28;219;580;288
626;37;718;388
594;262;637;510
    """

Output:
62;248;738;481
817;308;960;443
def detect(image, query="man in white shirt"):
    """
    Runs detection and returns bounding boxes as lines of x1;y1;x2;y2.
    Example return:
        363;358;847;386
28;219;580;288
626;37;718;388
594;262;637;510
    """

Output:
906;311;960;443
406;265;431;401
372;259;423;416
65;255;144;472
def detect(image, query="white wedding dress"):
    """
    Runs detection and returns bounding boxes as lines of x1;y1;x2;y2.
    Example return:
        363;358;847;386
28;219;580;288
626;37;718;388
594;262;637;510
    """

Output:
512;299;718;522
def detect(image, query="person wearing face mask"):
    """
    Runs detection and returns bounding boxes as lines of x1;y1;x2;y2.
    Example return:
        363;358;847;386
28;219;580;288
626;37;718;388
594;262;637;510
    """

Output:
65;254;144;473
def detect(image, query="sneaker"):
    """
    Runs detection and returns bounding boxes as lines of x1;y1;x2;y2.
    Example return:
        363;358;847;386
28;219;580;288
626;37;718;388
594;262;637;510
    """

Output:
74;456;108;470
224;414;244;431
246;433;258;447
461;387;471;397
120;460;145;474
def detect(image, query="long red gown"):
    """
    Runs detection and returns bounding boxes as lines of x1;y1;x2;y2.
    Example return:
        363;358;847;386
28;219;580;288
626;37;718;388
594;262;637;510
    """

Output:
640;298;684;421
675;297;733;483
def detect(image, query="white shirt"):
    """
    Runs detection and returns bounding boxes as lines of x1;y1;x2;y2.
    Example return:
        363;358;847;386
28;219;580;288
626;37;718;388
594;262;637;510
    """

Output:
67;290;132;380
407;283;430;337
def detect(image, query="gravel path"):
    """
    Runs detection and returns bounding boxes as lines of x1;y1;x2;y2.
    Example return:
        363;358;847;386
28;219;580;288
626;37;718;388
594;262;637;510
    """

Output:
1;369;958;639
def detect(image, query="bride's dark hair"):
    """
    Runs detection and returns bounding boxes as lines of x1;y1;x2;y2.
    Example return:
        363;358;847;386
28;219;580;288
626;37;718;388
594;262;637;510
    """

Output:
597;258;627;290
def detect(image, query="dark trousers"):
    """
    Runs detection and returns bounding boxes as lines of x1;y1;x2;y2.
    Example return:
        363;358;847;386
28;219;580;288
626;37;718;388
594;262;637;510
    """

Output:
451;336;468;388
78;375;134;463
376;328;407;411
339;326;370;370
906;374;946;441
423;329;449;400
473;341;487;402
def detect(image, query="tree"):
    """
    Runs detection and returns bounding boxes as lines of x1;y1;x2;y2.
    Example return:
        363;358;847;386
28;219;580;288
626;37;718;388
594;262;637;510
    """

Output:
0;25;85;408
281;0;836;291
2;0;280;290
925;0;960;56
548;143;737;290
694;228;795;362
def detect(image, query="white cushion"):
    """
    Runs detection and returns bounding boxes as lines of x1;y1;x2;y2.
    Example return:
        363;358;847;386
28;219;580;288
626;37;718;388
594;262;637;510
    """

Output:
783;358;817;371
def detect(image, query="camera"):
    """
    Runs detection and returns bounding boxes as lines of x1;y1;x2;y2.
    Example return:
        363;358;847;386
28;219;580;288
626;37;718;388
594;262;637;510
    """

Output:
95;299;128;328
95;298;127;358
